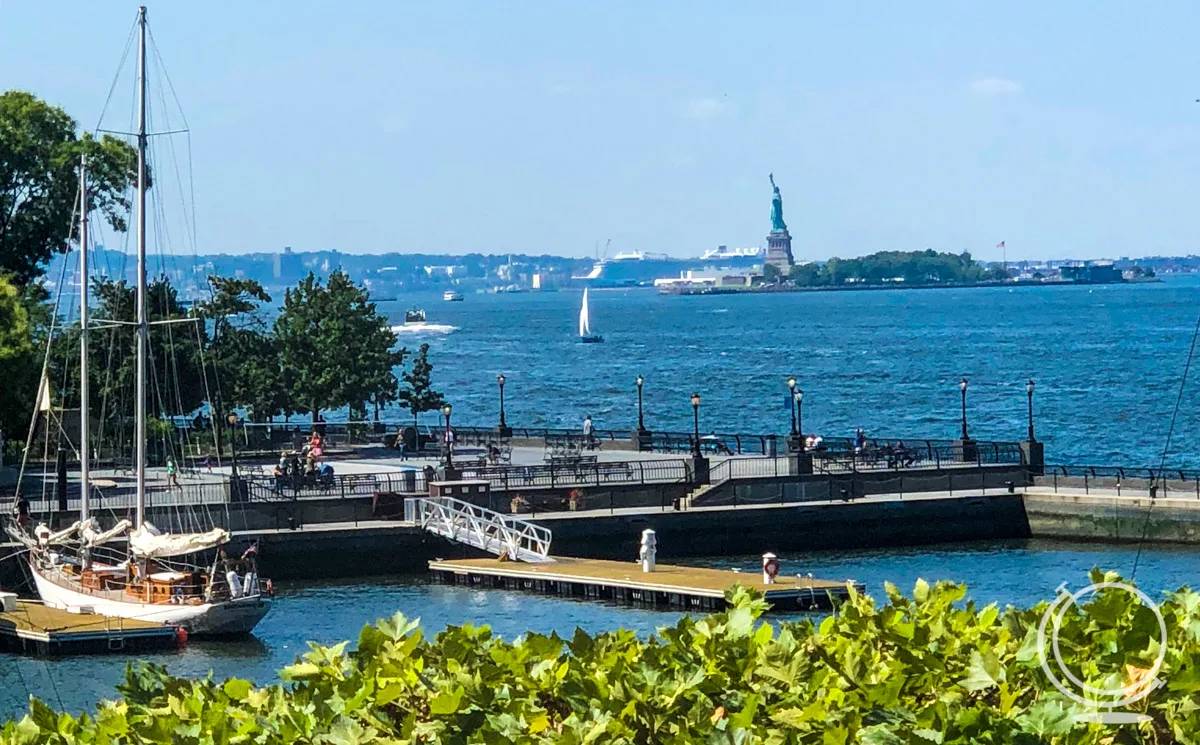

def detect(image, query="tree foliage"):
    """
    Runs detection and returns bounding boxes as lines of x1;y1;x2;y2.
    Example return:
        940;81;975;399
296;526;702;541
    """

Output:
397;342;445;428
197;276;286;422
275;271;404;423
0;274;39;446
0;90;140;286
6;570;1199;743
788;250;1008;287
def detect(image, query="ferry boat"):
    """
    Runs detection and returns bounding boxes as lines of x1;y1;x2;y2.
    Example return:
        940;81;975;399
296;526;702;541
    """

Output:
443;289;464;301
405;308;427;325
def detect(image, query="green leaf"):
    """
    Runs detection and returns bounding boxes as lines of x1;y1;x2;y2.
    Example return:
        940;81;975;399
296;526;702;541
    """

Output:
429;687;464;716
913;578;930;604
1016;699;1075;736
960;650;1006;692
222;678;252;700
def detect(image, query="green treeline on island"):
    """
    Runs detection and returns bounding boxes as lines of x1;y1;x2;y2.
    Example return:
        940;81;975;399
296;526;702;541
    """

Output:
764;249;1011;287
3;572;1196;743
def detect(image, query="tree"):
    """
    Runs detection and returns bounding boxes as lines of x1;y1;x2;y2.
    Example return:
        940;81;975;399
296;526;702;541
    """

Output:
57;276;209;449
0;90;140;287
761;263;782;283
197;276;287;422
397;343;445;431
275;271;404;423
0;274;39;452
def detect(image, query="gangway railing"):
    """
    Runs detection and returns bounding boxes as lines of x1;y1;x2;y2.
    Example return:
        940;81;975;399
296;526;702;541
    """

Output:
404;496;553;563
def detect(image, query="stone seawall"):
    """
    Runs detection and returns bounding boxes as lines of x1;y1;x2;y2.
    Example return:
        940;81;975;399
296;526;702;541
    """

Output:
1023;490;1200;544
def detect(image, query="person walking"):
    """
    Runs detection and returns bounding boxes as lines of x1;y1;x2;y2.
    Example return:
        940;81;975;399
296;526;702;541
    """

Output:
166;456;182;490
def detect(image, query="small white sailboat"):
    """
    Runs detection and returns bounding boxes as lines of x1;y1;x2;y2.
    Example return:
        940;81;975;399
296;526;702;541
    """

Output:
8;7;271;636
579;287;603;343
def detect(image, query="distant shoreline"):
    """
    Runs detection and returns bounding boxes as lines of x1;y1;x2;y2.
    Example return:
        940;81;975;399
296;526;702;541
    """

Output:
659;277;1164;296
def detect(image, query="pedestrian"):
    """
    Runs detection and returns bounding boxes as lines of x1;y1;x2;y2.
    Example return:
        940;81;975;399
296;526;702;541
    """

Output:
202;455;212;473
166;456;182;490
582;415;594;438
854;428;866;454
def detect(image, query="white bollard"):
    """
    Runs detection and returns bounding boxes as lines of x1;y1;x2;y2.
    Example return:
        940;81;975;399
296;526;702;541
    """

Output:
762;552;780;585
639;529;657;573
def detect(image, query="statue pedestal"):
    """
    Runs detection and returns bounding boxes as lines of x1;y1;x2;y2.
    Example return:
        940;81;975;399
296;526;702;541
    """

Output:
765;229;794;271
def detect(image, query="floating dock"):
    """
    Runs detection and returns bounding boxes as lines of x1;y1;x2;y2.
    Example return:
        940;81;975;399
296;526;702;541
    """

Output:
429;557;860;612
0;599;181;656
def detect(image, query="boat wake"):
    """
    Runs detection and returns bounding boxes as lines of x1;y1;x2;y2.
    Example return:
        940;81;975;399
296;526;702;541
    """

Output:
391;323;458;334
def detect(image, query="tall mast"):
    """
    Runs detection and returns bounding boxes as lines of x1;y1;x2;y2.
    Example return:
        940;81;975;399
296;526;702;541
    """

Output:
79;156;90;524
134;5;148;528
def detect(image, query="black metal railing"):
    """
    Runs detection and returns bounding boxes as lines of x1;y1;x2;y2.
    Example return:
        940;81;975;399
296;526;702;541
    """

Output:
458;459;691;491
813;442;1026;474
1038;464;1200;499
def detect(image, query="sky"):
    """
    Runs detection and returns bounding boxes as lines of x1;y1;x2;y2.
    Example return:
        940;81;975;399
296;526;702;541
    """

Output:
4;1;1200;262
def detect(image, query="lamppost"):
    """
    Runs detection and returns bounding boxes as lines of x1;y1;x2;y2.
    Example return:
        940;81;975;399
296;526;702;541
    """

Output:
795;388;804;445
690;392;702;456
496;374;511;437
787;377;797;436
959;378;969;440
1026;378;1036;441
442;403;454;474
636;375;646;433
227;412;242;501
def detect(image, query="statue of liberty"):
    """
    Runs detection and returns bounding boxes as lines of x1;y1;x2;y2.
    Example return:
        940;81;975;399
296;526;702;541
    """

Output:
769;173;787;232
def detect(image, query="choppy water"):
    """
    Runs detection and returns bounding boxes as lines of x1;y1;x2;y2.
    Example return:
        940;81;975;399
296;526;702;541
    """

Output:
377;278;1200;467
3;538;1198;719
7;279;1200;719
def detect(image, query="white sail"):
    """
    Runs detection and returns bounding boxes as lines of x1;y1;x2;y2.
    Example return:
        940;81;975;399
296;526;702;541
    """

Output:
579;288;591;337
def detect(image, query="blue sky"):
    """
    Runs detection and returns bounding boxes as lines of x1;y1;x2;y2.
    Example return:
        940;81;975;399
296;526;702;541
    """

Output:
4;1;1199;261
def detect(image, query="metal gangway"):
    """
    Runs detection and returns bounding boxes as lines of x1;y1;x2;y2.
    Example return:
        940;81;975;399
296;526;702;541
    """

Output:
404;496;554;563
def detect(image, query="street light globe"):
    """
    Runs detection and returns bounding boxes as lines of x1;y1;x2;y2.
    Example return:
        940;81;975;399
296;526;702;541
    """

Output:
795;389;803;403
690;392;701;408
497;374;505;386
960;378;968;392
1026;379;1035;395
442;403;453;417
787;377;796;391
226;413;238;426
636;375;644;388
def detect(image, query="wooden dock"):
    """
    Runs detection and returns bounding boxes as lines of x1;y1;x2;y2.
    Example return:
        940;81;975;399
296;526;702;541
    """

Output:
428;557;860;612
0;600;181;656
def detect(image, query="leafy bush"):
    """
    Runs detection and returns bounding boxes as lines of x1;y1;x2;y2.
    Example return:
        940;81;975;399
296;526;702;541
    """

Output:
4;569;1197;744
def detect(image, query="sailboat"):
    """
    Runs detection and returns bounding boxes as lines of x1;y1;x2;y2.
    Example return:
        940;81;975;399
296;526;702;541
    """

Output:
579;287;603;343
6;7;271;635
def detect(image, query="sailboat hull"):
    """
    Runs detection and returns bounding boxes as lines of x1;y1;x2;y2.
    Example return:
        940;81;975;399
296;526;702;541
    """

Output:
580;336;604;343
29;561;272;636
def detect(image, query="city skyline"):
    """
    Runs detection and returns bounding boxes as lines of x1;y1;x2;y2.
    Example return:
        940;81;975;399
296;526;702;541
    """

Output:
5;2;1200;261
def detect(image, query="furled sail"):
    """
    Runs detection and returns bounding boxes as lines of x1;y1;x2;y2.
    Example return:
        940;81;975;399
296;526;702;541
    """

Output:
34;521;81;546
80;518;132;547
129;526;229;559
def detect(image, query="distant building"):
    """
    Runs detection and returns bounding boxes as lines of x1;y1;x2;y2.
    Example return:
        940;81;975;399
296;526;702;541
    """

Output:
1060;263;1122;284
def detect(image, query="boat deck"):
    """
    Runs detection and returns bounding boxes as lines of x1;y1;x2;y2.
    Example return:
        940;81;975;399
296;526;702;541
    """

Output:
428;556;859;612
0;600;180;656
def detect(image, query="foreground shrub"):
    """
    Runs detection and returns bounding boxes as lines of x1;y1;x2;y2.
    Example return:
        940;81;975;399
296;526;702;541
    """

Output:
3;569;1197;743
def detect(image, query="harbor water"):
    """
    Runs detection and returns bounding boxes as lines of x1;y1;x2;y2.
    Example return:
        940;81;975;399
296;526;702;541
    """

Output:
383;277;1200;467
6;279;1200;719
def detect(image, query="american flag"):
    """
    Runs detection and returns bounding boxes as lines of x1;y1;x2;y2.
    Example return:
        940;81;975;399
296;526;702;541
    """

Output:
996;241;1005;249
